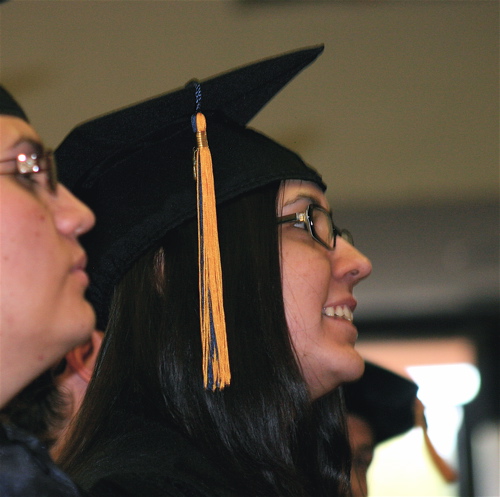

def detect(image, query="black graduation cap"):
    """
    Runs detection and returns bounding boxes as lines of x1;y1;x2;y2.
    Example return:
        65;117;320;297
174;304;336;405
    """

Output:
0;85;29;121
56;45;325;337
344;362;419;445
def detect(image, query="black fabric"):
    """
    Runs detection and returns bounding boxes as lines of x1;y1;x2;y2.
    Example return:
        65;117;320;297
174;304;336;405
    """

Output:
55;46;325;331
56;45;323;189
73;409;242;497
0;422;84;496
0;85;29;122
344;362;419;444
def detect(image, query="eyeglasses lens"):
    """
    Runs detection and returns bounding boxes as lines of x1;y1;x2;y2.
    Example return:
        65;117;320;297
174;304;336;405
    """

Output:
339;229;354;246
21;152;58;192
309;206;334;249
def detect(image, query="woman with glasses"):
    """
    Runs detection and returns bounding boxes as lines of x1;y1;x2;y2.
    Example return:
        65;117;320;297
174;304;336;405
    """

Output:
0;85;95;495
56;46;371;497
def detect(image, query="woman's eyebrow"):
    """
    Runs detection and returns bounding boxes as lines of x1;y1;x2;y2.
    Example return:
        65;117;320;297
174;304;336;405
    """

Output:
283;193;328;209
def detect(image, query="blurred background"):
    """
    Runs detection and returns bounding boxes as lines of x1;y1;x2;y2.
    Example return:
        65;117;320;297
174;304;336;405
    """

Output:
1;1;497;495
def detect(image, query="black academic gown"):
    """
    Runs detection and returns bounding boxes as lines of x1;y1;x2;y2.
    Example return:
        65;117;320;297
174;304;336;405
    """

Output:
0;422;84;497
73;409;241;497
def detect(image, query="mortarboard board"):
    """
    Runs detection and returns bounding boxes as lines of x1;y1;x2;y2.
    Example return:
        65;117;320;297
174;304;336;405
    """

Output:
0;85;29;122
56;45;325;388
344;362;419;444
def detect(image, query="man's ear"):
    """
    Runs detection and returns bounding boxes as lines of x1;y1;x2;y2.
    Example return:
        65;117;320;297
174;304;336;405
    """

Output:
65;330;104;384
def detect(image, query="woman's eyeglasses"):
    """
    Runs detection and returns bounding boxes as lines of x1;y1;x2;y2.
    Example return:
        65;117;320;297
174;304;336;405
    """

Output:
277;203;353;250
0;150;58;193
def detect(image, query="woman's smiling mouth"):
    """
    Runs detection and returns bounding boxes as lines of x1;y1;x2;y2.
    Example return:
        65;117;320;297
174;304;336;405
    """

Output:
322;305;354;323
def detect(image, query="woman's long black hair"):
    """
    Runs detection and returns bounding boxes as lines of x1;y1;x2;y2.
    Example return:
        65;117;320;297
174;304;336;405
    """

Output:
59;182;351;496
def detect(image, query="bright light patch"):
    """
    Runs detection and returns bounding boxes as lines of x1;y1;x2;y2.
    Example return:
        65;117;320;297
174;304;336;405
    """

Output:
407;362;481;406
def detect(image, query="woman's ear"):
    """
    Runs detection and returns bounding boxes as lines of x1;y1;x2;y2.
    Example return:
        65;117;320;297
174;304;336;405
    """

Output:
65;330;104;384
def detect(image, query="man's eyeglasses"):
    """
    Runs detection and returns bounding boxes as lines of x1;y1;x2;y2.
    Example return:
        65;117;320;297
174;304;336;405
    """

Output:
0;150;58;193
277;203;353;250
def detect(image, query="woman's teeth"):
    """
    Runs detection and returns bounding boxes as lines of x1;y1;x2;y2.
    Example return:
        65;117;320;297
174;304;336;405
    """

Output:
322;305;353;323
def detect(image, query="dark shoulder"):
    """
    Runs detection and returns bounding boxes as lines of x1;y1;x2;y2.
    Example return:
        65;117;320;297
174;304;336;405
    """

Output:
74;410;236;497
0;422;85;497
87;473;217;497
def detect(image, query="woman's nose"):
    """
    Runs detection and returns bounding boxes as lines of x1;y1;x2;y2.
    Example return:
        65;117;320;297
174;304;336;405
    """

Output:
52;184;95;238
331;238;372;285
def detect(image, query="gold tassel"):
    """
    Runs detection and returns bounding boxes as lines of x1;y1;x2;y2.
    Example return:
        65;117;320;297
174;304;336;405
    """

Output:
194;112;231;390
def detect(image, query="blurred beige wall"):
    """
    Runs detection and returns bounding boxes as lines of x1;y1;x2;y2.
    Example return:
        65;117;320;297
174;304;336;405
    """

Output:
1;0;498;318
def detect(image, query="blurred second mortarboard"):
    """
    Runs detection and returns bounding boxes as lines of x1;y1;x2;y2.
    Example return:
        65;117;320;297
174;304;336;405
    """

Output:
344;362;419;444
0;85;29;121
56;45;326;384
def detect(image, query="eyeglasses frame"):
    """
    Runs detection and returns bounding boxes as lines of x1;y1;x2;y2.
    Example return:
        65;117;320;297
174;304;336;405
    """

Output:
0;150;58;193
277;203;353;250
